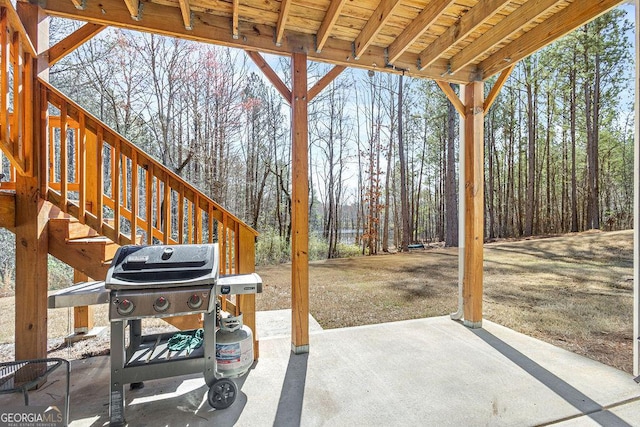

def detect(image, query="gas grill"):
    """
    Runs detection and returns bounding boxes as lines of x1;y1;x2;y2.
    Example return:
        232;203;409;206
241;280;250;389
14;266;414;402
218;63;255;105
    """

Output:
50;243;262;426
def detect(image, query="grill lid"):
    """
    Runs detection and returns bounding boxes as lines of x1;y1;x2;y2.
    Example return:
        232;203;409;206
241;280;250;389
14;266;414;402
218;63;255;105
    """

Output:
105;244;219;289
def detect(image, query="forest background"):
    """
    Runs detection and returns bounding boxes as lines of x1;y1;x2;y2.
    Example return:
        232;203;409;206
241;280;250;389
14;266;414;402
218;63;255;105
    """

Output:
0;6;635;291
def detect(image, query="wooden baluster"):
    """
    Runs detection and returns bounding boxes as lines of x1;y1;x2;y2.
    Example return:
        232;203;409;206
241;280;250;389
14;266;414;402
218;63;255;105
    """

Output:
22;51;32;176
221;213;228;274
234;220;240;274
187;197;193;244
207;205;214;244
78;113;86;223
96;127;104;233
113;139;120;240
178;187;184;243
162;175;170;244
122;153;128;215
48;116;55;188
155;175;161;235
195;195;202;244
145;163;153;244
59;104;68;208
0;10;8;145
10;32;22;159
130;150;138;244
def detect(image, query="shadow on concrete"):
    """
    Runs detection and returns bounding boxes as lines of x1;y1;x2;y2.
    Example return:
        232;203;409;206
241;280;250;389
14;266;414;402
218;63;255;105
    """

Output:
472;328;632;426
273;352;309;427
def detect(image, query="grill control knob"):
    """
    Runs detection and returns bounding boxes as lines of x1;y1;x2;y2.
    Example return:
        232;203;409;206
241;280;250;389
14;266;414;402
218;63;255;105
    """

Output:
187;294;203;310
153;296;170;312
117;299;135;316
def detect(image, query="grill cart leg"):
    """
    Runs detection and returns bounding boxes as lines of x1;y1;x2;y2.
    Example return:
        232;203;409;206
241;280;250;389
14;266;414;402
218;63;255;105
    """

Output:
110;320;127;427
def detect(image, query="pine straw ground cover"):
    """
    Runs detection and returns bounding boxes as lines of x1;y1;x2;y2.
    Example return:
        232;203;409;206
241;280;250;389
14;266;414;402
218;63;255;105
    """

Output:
0;229;634;373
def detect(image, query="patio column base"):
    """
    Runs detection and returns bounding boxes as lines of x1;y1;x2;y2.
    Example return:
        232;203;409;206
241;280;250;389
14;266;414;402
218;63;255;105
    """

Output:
292;344;309;354
464;320;482;329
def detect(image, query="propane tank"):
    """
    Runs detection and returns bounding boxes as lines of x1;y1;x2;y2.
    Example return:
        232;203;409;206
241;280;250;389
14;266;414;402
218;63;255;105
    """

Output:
215;313;254;378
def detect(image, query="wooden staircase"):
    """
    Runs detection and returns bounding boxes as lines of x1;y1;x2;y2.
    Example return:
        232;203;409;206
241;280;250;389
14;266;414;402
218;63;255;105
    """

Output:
0;3;259;354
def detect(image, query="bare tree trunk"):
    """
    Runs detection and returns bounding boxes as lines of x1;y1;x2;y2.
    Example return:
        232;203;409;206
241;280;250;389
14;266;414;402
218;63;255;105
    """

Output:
444;83;458;246
397;75;410;250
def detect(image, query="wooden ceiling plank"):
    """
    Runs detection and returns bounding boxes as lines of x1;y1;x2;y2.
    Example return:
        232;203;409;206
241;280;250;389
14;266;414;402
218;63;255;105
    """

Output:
483;64;513;111
435;80;464;117
48;22;106;66
316;0;348;53
245;50;292;102
448;0;558;75
123;0;141;21
388;0;455;64
178;0;192;30
308;65;346;101
354;0;402;60
276;0;293;46
41;0;479;84
232;0;240;39
418;0;510;71
480;0;622;79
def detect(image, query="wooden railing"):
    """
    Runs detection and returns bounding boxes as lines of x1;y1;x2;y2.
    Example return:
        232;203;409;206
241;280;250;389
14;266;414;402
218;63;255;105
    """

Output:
41;80;258;276
0;2;36;178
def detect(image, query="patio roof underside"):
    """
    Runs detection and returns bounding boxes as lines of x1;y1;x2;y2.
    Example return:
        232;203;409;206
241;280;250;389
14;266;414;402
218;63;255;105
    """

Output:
42;0;624;84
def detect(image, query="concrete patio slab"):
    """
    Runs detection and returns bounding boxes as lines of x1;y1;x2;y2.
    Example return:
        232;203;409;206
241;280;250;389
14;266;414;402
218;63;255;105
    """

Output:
2;316;639;426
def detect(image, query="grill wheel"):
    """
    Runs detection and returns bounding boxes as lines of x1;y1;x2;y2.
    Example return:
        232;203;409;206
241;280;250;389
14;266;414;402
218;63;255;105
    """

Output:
208;378;237;409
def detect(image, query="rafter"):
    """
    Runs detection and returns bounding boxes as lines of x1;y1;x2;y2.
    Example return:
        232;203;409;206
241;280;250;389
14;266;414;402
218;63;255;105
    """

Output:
448;0;558;75
276;0;293;46
354;0;402;60
123;0;141;21
48;23;106;66
245;50;292;102
418;0;510;71
308;65;345;101
316;0;347;53
388;0;454;64
479;0;622;79
232;0;240;39
178;0;192;30
483;65;514;111
42;0;479;84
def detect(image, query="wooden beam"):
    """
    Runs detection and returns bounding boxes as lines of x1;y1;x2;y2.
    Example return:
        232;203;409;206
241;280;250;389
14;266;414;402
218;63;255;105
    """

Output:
275;0;292;46
354;0;402;60
449;0;558;75
123;0;141;20
308;65;345;101
463;81;484;328
483;65;514;112
70;0;85;10
178;0;192;30
245;50;292;102
15;2;50;361
48;23;105;66
418;0;510;70
388;0;455;64
232;0;239;39
41;0;479;84
480;0;622;79
315;0;347;53
0;192;15;230
435;80;465;117
291;52;309;354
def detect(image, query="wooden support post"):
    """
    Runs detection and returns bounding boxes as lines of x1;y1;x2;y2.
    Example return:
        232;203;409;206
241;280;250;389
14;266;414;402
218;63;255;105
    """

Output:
237;227;259;360
463;81;484;328
633;0;640;377
291;52;309;354
14;3;49;361
73;270;94;334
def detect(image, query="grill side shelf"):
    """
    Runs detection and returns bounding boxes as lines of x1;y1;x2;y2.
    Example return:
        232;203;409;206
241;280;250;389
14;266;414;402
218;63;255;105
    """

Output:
48;281;109;308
